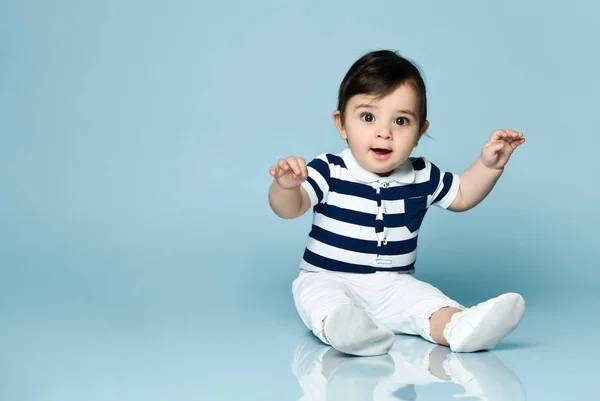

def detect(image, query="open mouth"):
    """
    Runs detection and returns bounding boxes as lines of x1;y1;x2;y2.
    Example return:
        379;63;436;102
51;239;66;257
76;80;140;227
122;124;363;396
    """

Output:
371;148;392;158
372;148;391;155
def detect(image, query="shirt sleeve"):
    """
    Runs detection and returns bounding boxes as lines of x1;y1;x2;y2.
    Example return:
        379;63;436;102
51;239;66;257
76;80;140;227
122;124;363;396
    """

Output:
300;154;331;208
428;160;460;209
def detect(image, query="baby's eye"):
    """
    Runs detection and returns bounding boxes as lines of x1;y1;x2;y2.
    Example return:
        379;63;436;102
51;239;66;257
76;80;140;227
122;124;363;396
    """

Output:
395;117;409;125
361;112;374;123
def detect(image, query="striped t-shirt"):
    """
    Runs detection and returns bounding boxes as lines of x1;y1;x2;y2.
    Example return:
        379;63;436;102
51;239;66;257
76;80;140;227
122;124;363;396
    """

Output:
299;147;459;274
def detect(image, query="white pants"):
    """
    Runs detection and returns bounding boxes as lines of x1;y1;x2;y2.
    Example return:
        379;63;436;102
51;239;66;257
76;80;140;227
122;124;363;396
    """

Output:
292;270;463;344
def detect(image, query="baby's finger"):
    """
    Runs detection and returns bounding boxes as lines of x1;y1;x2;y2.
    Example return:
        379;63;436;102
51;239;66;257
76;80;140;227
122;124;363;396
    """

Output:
298;157;308;178
504;132;525;144
271;165;285;178
510;137;526;149
506;130;523;141
502;136;519;144
286;157;302;176
491;130;508;140
490;130;502;141
278;158;291;172
491;130;518;141
505;130;522;138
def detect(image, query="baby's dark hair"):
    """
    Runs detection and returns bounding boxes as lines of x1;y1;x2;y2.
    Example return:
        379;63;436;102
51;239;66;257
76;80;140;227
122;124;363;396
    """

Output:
337;50;428;130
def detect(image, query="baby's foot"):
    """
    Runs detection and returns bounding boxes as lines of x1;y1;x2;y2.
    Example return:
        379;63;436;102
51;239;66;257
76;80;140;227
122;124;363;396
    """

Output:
324;304;395;356
443;293;525;353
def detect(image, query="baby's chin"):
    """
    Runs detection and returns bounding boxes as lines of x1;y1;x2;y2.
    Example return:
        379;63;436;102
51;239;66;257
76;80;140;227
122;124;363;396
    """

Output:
363;163;397;177
370;158;405;171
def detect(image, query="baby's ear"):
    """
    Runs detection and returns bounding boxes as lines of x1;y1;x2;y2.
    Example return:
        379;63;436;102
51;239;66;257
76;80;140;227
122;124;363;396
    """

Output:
416;120;430;146
420;120;430;136
333;110;347;140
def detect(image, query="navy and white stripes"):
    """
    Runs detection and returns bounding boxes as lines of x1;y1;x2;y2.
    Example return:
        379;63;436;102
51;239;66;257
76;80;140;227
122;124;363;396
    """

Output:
299;148;459;274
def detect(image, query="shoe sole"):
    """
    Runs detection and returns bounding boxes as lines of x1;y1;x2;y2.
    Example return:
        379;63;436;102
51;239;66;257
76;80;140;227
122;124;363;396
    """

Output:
453;293;526;352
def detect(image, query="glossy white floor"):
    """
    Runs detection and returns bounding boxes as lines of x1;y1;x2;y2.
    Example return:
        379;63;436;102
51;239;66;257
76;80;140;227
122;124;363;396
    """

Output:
1;280;596;401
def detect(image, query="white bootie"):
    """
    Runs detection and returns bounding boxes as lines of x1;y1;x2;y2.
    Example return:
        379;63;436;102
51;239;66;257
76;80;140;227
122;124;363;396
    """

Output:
443;293;526;353
324;304;395;356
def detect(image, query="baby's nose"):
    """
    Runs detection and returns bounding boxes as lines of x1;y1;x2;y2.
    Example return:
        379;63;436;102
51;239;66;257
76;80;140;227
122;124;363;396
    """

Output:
377;125;392;139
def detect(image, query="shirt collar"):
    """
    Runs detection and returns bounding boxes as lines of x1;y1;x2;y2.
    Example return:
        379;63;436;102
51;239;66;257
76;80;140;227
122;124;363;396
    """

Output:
341;147;416;184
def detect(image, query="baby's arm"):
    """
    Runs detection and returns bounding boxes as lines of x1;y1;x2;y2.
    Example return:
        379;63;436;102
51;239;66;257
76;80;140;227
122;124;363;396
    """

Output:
268;156;312;219
449;129;525;212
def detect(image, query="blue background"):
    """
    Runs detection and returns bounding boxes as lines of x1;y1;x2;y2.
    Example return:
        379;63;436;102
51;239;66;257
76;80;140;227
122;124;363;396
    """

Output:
1;0;598;399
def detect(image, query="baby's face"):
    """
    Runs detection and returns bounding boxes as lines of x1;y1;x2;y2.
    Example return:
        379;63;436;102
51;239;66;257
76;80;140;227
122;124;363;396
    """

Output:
334;83;427;177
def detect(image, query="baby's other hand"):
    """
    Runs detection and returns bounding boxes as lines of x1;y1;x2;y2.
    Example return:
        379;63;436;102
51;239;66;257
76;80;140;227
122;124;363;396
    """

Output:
480;129;526;170
269;156;308;189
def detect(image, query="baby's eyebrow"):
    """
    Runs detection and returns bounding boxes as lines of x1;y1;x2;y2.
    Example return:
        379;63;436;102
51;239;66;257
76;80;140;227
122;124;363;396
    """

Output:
395;109;417;119
355;103;377;110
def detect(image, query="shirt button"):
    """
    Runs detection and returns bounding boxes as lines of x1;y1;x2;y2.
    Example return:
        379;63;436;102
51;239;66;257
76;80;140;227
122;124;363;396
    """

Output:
383;239;388;245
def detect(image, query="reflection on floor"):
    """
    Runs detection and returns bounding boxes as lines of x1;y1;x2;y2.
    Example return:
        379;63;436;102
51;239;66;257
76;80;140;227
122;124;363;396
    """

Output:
292;332;526;401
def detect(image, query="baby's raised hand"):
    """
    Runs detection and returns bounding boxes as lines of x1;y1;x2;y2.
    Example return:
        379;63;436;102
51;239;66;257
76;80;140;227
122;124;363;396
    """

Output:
269;156;308;189
480;130;526;170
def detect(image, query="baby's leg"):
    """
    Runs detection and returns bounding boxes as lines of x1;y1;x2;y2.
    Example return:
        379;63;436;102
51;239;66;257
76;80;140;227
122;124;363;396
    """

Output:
370;273;463;344
292;271;395;356
429;306;463;345
372;274;525;352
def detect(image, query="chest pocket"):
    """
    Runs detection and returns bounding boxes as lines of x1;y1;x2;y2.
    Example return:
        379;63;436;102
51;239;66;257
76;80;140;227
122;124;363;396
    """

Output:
404;196;428;233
